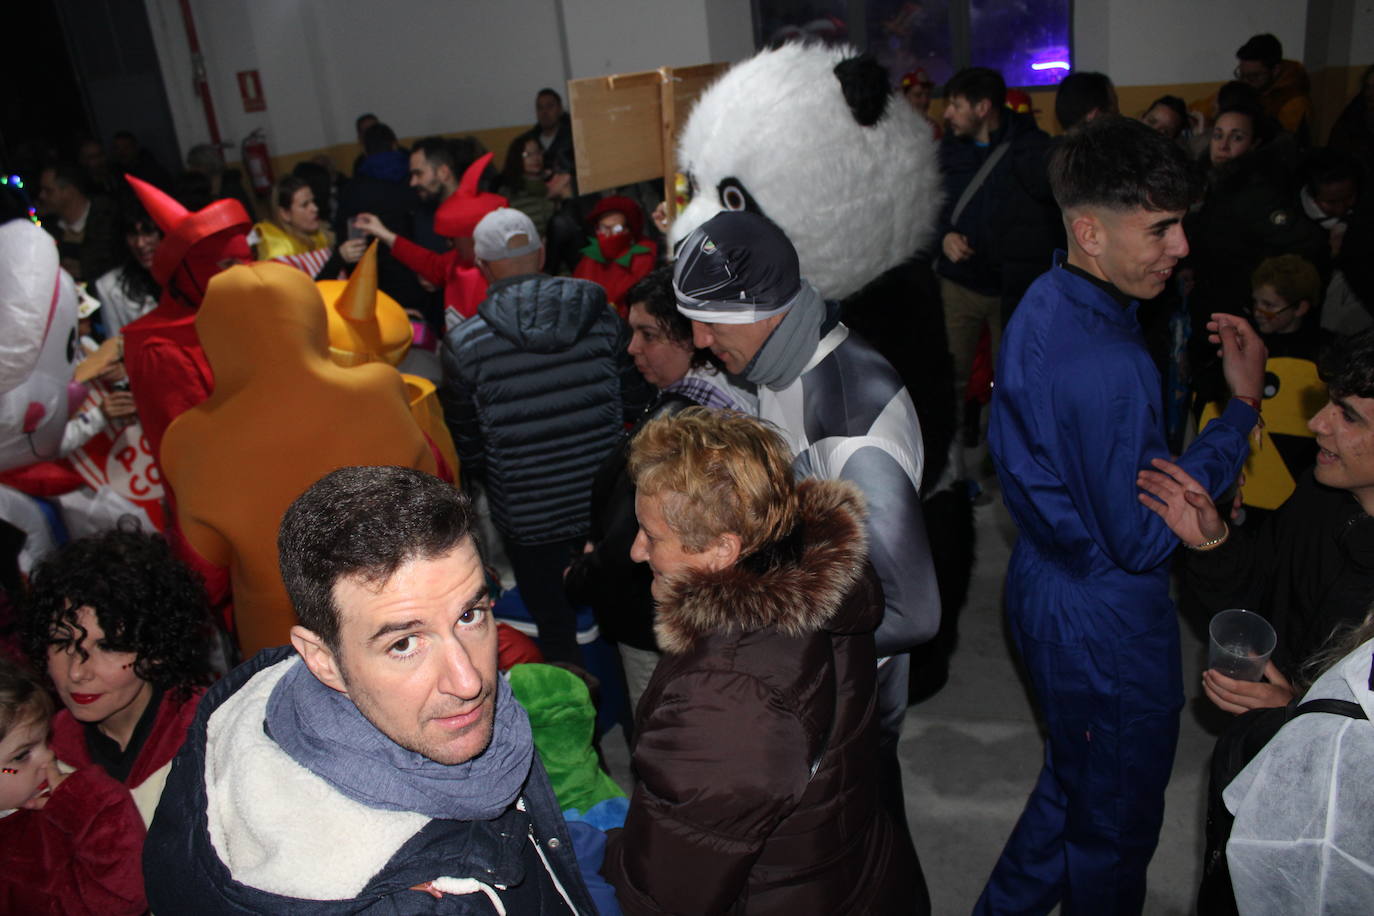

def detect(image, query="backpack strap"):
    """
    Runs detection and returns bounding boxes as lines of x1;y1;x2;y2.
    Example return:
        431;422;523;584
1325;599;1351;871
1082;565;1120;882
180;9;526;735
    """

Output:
949;142;1010;227
1290;697;1368;722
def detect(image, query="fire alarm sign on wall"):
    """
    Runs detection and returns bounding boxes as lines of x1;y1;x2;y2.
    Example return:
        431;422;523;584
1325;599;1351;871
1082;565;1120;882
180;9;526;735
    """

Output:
238;70;266;113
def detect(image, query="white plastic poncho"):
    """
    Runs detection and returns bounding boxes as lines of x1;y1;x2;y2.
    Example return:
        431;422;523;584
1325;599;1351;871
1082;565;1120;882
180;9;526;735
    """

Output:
1225;635;1374;915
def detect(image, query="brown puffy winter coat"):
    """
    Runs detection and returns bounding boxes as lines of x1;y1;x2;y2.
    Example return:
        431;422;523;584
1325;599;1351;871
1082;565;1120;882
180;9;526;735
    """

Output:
603;479;918;914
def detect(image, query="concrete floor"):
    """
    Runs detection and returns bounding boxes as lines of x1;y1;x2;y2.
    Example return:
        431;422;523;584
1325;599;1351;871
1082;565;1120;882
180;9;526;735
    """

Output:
600;476;1227;915
903;478;1227;915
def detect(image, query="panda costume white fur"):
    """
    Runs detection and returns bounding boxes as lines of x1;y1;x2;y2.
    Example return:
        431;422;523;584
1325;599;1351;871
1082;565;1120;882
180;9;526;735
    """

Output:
669;41;941;300
668;42;973;703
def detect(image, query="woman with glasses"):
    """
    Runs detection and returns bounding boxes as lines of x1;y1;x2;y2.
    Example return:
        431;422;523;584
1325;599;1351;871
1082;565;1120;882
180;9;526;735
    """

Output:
1192;254;1328;525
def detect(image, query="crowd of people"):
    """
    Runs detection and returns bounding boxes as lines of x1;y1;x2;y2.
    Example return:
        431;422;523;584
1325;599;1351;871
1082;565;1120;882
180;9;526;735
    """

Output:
0;27;1372;916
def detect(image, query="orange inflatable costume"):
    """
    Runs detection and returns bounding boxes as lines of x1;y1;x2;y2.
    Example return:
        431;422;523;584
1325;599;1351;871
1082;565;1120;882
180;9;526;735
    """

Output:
317;241;460;477
160;261;437;656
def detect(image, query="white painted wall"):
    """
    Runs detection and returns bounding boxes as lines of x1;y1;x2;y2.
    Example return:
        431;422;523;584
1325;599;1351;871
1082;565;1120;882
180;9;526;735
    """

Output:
145;0;1361;162
146;0;752;162
1348;0;1374;64
146;0;569;160
1074;0;1308;85
562;0;709;76
704;0;757;66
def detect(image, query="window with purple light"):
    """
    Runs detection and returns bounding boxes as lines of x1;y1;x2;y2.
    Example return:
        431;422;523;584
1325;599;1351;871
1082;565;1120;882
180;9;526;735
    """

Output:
969;0;1071;88
752;0;1072;90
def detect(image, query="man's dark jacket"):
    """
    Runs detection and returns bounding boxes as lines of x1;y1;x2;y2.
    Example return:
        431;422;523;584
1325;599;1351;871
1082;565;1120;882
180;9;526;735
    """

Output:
143;646;598;914
335;150;429;313
936;109;1061;307
565;390;696;651
47;193;121;283
441;274;649;545
1185;469;1374;675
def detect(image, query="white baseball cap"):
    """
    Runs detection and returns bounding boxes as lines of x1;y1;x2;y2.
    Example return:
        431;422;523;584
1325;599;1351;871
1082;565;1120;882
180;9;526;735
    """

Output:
473;208;541;261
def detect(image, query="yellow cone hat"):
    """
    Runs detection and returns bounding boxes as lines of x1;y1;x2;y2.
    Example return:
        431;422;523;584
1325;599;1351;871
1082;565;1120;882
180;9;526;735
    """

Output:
317;240;412;367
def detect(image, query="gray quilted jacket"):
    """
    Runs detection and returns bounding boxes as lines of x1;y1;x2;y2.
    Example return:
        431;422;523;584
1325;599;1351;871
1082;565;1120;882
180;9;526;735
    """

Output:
441;273;649;545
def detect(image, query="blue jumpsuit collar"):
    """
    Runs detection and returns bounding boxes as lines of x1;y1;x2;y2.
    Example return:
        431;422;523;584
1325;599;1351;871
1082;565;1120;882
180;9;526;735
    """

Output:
1052;250;1139;323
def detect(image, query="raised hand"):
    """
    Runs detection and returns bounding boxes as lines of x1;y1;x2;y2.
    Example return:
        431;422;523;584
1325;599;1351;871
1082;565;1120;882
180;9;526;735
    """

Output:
1207;313;1266;403
339;238;368;264
352;213;396;247
1137;457;1227;547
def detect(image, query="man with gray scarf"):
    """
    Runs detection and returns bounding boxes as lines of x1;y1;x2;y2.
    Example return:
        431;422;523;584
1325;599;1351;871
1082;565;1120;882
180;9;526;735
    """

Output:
674;210;939;890
143;466;600;914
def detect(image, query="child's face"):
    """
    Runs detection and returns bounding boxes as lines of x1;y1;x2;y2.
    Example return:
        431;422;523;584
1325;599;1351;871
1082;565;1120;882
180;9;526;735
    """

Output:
0;715;54;810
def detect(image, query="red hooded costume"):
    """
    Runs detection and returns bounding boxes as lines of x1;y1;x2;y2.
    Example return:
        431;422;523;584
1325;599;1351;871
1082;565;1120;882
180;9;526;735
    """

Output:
118;176;251;467
389;153;507;330
572;195;657;316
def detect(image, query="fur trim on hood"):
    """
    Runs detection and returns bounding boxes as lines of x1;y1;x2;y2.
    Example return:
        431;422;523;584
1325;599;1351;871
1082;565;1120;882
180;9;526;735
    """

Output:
653;478;869;655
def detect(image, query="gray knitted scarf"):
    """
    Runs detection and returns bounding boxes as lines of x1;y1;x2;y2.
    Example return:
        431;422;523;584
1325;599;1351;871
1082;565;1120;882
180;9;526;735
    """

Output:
265;657;533;821
744;280;825;391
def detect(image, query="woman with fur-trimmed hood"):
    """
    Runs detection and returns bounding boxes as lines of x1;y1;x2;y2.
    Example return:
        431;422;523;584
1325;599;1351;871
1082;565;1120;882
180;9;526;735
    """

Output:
602;408;921;915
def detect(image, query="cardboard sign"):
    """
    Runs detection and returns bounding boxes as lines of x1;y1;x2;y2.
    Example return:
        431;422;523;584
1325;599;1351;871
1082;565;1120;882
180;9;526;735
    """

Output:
568;62;729;213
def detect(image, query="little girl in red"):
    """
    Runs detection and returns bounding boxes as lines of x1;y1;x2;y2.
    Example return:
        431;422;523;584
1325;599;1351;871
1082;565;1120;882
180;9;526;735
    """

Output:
0;657;147;914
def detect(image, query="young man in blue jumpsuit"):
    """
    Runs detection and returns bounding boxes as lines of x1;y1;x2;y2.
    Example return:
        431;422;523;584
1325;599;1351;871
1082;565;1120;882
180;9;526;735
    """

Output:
978;117;1268;915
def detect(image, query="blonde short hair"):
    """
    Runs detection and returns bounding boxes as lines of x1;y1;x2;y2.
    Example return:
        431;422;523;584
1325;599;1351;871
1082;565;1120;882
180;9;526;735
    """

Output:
1252;254;1321;309
628;407;798;557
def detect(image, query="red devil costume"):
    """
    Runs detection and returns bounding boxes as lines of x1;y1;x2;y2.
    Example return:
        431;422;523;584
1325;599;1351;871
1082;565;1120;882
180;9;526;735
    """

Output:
572;195;657;316
389;153;506;330
118;176;251;466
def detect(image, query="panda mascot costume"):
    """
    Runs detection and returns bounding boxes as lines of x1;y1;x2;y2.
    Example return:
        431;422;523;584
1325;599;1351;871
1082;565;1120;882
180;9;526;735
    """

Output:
668;42;973;705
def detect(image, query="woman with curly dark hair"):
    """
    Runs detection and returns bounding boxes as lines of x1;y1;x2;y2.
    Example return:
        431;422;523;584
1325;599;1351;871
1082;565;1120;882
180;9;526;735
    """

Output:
23;528;212;826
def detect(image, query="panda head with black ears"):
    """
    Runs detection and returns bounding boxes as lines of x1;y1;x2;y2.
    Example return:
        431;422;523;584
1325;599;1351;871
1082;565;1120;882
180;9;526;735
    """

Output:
669;42;942;301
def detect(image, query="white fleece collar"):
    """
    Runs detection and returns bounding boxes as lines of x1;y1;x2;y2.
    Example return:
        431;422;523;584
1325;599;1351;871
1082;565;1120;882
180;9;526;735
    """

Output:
204;657;428;899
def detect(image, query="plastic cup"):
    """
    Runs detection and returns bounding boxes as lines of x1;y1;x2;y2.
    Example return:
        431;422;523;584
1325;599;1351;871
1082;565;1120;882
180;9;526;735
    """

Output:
1207;609;1277;682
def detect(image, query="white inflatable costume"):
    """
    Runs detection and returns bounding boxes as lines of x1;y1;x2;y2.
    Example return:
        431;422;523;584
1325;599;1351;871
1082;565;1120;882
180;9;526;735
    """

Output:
0;219;151;570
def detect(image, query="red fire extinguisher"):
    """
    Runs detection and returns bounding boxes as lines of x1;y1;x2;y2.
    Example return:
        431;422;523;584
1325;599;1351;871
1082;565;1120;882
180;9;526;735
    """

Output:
242;129;274;197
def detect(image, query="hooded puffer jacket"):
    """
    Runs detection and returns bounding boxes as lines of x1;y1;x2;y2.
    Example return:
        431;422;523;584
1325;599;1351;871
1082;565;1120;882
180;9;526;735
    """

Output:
603;479;919;914
441;274;647;544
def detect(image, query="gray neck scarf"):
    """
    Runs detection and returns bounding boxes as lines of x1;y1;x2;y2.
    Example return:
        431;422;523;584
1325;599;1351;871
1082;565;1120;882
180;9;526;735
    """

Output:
744;281;825;391
265;657;533;821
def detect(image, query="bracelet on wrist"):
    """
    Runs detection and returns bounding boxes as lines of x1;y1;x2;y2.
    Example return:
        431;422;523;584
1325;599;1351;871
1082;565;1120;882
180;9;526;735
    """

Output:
1188;522;1230;552
1232;395;1266;448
